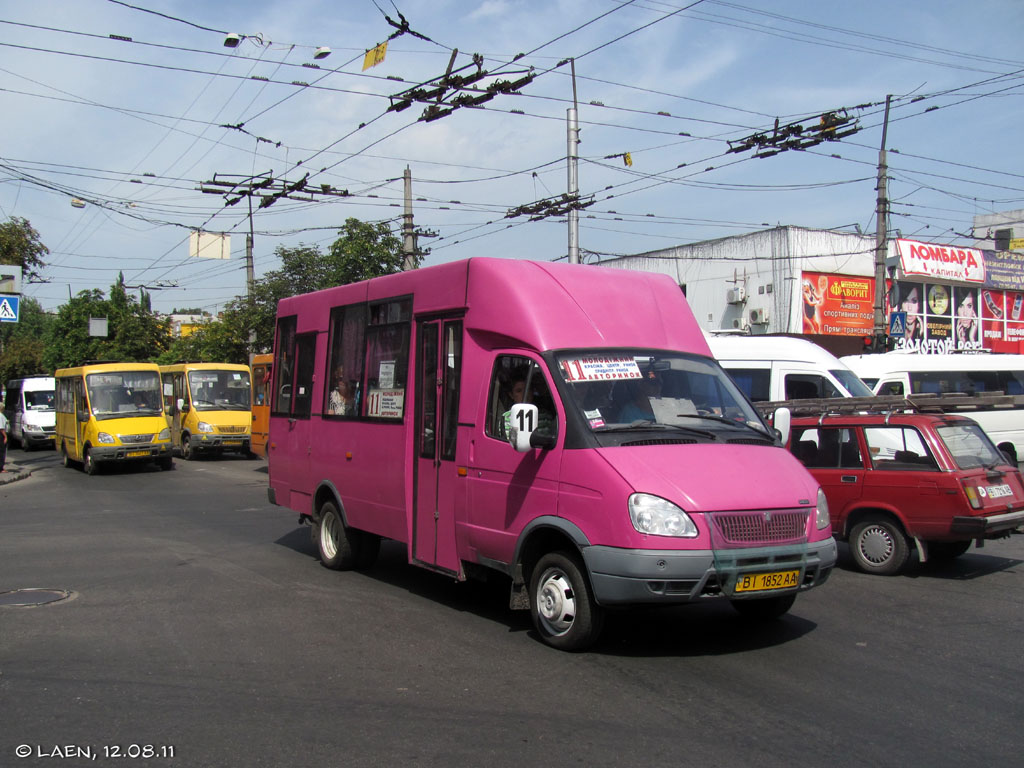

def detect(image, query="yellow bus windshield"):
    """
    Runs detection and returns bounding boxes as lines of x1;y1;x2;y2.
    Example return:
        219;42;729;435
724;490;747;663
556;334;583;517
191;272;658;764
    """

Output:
86;370;163;420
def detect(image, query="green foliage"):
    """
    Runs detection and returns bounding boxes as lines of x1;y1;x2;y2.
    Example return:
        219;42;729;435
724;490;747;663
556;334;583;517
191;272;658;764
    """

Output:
218;218;406;355
0;298;53;381
156;318;249;366
0;216;49;281
42;278;171;370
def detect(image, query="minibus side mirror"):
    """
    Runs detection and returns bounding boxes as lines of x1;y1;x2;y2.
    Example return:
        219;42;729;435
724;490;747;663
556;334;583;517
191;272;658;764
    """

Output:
773;407;791;446
508;403;555;452
178;398;189;413
77;409;89;423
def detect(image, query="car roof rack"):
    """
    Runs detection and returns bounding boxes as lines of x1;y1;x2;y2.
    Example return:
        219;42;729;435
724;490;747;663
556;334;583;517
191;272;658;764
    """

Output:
755;392;1024;419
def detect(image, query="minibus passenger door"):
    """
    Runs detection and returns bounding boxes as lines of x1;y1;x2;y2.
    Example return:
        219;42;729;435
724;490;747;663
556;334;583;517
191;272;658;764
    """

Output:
413;318;463;573
74;378;88;459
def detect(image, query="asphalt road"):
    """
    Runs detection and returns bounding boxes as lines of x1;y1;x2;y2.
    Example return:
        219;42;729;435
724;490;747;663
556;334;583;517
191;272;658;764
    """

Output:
1;450;1022;768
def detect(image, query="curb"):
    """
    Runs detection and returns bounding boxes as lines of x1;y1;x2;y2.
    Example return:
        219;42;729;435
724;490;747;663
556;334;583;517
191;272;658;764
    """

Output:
0;462;31;485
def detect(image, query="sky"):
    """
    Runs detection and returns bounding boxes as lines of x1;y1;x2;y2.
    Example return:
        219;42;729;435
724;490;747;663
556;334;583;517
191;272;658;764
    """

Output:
2;0;1023;315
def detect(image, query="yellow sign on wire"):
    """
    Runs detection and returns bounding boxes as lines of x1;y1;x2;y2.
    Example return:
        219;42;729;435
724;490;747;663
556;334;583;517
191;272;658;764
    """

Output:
363;41;388;71
623;152;633;167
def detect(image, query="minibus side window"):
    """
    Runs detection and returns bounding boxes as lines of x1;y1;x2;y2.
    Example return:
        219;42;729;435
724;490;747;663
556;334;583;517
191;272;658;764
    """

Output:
785;373;841;400
722;367;770;402
292;335;317;418
272;316;297;416
56;378;73;414
999;371;1024;395
485;355;557;441
363;299;411;420
324;304;366;419
879;380;903;396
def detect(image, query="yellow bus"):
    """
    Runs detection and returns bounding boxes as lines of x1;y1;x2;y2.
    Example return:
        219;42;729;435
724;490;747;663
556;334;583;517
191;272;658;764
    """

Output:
250;353;272;458
159;363;252;459
55;362;173;474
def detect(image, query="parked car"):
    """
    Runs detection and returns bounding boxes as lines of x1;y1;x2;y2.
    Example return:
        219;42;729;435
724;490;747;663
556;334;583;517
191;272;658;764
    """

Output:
779;403;1024;574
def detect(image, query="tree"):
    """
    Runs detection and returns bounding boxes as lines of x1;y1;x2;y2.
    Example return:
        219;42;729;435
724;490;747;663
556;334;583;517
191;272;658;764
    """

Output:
156;317;249;366
0;217;48;282
220;218;406;355
42;278;171;370
0;297;53;381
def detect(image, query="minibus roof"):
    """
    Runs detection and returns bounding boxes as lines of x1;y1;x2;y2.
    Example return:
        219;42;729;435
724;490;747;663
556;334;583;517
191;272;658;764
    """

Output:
841;352;1024;377
159;362;250;373
55;362;161;377
705;334;848;366
277;258;709;355
6;376;54;390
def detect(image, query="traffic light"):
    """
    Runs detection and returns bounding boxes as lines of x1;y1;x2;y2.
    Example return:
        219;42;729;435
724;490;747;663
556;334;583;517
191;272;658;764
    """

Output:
862;333;896;353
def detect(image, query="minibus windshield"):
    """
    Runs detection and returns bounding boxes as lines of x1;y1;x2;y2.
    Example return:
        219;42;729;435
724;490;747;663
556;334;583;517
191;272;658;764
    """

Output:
188;370;251;411
831;369;873;397
86;371;163;420
25;389;55;410
556;351;771;438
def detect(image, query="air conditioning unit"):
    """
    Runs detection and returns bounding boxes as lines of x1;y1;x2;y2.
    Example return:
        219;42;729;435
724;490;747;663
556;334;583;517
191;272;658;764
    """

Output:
726;286;746;304
749;307;770;324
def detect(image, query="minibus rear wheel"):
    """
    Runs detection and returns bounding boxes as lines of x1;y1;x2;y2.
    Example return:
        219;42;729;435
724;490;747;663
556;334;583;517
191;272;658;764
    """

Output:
529;551;604;651
316;501;362;570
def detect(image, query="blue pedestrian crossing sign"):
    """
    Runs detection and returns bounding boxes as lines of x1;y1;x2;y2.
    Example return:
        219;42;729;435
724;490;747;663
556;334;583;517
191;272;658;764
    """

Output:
0;294;20;323
889;311;907;338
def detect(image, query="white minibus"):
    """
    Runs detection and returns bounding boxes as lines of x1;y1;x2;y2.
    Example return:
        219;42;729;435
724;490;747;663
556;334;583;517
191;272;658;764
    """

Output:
706;334;873;402
3;376;56;450
841;352;1024;463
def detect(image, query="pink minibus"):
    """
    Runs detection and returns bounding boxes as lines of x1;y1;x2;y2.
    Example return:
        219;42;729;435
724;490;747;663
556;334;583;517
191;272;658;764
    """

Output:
267;258;836;650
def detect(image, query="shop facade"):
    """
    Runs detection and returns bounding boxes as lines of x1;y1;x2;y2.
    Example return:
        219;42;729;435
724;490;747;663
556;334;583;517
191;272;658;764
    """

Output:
599;227;1024;357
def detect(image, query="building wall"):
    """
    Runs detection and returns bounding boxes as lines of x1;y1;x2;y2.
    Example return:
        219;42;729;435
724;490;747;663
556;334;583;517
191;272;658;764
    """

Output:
596;226;876;339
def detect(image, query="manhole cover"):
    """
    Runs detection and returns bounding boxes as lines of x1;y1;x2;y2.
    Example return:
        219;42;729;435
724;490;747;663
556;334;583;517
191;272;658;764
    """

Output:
0;589;72;607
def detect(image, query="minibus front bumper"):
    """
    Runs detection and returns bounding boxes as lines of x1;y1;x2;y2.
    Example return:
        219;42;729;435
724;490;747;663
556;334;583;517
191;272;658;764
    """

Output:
91;442;172;463
186;433;251;452
583;537;837;605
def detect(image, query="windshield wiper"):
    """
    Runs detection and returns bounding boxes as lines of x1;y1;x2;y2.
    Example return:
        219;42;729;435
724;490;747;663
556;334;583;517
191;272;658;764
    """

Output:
672;413;774;439
599;420;718;440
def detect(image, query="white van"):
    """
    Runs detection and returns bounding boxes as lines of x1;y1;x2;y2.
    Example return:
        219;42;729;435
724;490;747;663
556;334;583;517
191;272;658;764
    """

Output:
840;352;1024;462
706;334;874;402
3;376;57;450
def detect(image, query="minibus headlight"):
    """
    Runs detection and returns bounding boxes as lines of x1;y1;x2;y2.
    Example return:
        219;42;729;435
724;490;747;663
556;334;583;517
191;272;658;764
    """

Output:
197;421;214;433
157;428;170;441
816;487;831;530
97;432;116;444
628;493;698;538
24;423;43;433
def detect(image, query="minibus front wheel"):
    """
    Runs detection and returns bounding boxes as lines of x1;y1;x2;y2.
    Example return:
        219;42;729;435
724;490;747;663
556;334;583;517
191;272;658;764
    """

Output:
529;551;605;652
83;447;100;476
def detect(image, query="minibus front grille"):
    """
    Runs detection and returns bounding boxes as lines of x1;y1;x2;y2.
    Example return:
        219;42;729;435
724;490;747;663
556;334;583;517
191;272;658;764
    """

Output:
217;425;248;434
727;438;773;445
119;433;155;445
708;510;809;546
621;438;698;447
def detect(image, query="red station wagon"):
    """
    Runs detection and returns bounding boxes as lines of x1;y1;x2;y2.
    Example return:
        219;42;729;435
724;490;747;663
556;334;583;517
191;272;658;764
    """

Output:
784;408;1024;574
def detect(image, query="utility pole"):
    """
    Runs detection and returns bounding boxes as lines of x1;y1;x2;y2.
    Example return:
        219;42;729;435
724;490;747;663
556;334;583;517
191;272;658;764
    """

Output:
567;59;580;264
873;94;893;345
402;166;416;271
245;193;255;300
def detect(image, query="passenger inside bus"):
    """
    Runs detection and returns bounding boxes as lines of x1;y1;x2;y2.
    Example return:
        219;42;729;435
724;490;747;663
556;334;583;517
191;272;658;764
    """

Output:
617;372;662;422
497;364;555;439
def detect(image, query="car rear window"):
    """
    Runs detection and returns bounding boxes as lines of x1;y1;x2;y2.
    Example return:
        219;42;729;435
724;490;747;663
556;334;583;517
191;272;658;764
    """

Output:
936;423;1005;470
